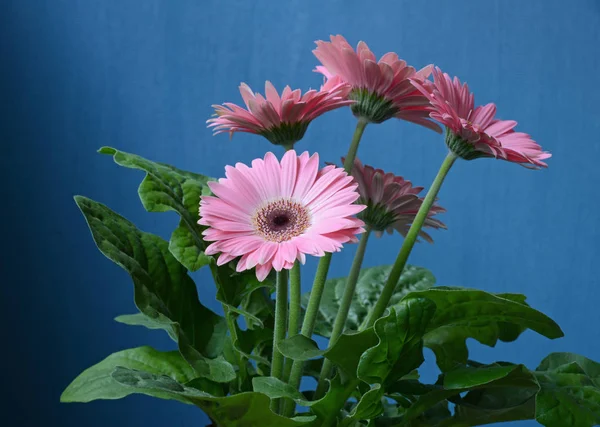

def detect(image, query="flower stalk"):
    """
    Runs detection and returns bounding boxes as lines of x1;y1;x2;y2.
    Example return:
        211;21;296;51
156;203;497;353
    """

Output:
314;226;372;399
270;269;289;412
282;261;302;384
364;151;457;326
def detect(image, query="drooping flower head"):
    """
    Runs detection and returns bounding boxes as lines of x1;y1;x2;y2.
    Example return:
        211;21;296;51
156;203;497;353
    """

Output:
199;151;366;281
410;67;551;168
207;81;353;148
313;35;441;131
349;158;446;241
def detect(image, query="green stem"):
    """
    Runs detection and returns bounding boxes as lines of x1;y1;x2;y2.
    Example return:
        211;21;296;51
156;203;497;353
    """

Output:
322;151;458;426
343;117;368;172
282;262;302;383
281;118;368;417
270;269;289;412
283;254;331;417
314;227;371;399
364;151;457;328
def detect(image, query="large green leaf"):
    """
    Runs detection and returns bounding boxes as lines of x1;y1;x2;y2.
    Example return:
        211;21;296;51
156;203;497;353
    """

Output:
453;386;536;426
61;346;201;403
99;146;213;272
534;352;600;427
403;287;564;372
75;196;233;382
357;298;436;385
382;363;539;426
101;147;275;363
62;348;311;427
450;364;540;426
302;265;435;338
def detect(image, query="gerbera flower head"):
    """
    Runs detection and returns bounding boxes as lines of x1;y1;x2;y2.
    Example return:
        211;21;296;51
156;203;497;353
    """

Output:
313;34;441;131
199;150;366;281
349;158;446;241
207;81;353;148
410;67;551;168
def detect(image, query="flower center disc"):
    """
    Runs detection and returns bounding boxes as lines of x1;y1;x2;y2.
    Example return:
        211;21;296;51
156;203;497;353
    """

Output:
252;199;311;242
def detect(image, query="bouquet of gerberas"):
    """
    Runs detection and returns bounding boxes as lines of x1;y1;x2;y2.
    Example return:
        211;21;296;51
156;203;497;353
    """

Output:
61;35;600;427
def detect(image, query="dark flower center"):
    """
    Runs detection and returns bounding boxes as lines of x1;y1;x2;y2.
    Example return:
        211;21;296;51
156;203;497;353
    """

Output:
271;214;290;228
252;199;311;242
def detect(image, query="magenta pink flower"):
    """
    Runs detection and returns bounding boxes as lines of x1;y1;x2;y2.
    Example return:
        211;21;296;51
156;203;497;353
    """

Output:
313;34;441;130
199;151;366;281
349;159;446;241
411;67;551;168
207;81;353;148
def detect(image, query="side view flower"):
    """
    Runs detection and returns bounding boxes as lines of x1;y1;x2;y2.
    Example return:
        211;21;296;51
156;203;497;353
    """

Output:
350;158;446;240
199;150;365;281
207;81;353;148
411;67;551;168
314;34;441;130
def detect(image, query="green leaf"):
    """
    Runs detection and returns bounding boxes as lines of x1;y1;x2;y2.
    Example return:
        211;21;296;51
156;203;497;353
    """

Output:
534;352;600;427
114;313;177;341
387;363;539;425
252;377;306;402
454;386;536;426
101;147;275;361
346;384;384;424
302;265;435;338
444;363;536;390
61;346;203;403
277;329;381;382
404;287;564;371
169;225;213;271
324;329;379;379
278;335;324;361
99;146;213;272
357;298;436;385
75;196;233;382
375;400;452;427
251;374;346;422
204;393;315;426
63;349;312;427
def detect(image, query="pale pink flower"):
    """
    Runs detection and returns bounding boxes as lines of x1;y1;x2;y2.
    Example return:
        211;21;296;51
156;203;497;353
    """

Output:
207;81;353;148
349;159;446;241
411;67;551;168
199;151;366;281
313;34;441;130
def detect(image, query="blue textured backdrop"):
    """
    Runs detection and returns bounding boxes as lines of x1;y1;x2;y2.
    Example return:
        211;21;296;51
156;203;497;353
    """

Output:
2;1;599;426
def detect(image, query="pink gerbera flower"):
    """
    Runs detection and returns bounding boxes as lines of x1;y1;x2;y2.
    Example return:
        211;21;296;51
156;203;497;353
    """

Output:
410;67;551;168
199;150;366;281
349;159;446;241
207;81;353;148
313;34;441;130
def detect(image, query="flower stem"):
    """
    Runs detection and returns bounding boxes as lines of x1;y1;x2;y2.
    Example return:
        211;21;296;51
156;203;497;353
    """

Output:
343;117;368;172
281;118;368;417
321;151;458;426
282;262;301;382
270;268;289;412
314;227;371;399
364;151;457;328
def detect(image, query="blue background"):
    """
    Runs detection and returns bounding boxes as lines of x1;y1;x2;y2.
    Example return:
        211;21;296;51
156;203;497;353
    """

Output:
2;1;599;426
